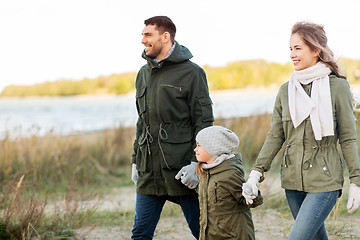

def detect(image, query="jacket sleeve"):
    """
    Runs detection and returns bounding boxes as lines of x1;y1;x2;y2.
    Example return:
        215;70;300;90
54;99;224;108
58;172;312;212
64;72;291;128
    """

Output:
188;67;214;137
335;79;360;186
248;191;264;208
252;87;286;177
229;168;263;208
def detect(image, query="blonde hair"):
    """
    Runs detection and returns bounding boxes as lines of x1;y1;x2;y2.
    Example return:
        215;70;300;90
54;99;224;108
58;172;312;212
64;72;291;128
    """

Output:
291;21;345;78
195;162;206;183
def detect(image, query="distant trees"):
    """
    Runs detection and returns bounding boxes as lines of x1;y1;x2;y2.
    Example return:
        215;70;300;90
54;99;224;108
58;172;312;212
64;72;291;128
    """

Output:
0;72;137;97
339;58;360;83
204;60;294;90
1;59;360;97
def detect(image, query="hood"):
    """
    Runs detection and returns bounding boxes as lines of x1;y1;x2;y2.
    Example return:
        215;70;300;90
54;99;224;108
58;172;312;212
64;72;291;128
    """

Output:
207;153;244;175
141;41;193;66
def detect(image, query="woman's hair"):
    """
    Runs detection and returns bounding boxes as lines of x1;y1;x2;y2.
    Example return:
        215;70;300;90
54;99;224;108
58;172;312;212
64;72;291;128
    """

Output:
196;162;206;183
291;21;345;78
144;16;176;43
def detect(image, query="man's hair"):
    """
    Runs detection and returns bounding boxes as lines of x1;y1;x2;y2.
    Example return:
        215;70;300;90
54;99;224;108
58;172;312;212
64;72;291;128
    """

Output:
144;16;176;43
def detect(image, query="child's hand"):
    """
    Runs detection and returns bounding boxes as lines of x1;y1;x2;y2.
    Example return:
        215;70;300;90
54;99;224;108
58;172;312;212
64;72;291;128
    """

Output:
242;182;257;204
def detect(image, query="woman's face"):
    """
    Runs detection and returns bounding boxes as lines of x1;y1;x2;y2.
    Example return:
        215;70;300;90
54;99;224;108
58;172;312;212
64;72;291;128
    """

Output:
194;142;215;164
290;33;319;71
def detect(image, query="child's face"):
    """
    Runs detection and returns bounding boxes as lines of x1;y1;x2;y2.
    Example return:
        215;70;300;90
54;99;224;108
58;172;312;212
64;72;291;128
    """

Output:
194;142;215;164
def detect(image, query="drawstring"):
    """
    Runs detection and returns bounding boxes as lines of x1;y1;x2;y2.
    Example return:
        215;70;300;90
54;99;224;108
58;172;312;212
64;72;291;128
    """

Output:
158;123;172;170
144;123;172;170
306;144;336;169
145;126;153;155
159;123;168;140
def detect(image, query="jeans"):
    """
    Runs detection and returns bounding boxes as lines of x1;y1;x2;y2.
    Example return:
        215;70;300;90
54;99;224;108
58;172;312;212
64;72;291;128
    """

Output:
285;190;340;240
131;193;200;240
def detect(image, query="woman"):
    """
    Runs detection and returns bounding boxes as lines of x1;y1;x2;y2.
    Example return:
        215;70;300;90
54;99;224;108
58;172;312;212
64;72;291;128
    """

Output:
242;21;360;240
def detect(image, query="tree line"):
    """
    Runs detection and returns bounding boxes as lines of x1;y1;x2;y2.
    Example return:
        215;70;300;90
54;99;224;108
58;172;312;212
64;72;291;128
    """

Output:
1;58;359;97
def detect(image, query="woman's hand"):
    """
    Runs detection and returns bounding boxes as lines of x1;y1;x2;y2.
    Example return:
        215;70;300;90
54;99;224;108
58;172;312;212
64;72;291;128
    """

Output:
347;183;360;213
242;170;262;204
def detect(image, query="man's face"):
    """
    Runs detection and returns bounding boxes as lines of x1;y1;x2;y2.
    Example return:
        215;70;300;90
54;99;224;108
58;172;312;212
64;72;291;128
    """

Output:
141;24;164;59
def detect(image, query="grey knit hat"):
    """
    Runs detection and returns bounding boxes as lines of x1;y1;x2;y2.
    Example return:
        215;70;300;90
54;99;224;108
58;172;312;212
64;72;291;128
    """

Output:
196;126;239;159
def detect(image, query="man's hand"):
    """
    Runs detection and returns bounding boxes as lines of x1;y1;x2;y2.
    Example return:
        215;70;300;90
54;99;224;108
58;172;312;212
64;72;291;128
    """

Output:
175;162;199;189
131;163;138;184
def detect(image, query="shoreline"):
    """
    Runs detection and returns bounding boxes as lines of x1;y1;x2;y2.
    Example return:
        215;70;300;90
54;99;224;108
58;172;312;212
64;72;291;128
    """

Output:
2;82;360;99
0;85;284;99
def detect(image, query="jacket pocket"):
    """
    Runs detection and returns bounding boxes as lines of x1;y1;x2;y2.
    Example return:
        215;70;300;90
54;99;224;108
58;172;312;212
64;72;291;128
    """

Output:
135;130;149;172
214;182;218;203
160;83;184;97
280;144;296;188
199;98;214;122
158;126;194;170
216;214;238;238
136;86;146;115
318;156;331;177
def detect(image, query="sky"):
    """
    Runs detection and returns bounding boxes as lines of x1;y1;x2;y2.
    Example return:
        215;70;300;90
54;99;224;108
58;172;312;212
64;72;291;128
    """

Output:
1;0;360;92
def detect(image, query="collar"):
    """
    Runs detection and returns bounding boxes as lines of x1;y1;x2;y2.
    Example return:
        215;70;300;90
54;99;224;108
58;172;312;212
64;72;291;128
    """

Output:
152;42;176;64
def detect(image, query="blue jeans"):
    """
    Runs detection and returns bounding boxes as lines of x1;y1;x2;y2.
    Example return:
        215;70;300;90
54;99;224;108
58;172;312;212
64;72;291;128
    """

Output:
285;190;340;240
131;193;200;240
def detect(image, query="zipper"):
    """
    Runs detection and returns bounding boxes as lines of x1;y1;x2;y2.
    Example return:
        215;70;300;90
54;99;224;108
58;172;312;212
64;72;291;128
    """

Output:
160;84;182;92
214;182;218;203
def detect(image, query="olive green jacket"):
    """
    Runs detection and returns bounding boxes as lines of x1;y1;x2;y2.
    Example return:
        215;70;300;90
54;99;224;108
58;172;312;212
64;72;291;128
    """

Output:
252;75;360;192
131;42;214;196
198;154;262;240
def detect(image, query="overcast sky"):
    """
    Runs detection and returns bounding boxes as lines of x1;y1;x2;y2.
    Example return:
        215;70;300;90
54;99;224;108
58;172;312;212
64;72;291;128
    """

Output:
1;0;360;91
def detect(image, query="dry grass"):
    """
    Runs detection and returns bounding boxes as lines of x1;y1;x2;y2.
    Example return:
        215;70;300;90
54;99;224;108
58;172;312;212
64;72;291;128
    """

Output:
0;126;136;239
1;113;360;238
0;174;98;239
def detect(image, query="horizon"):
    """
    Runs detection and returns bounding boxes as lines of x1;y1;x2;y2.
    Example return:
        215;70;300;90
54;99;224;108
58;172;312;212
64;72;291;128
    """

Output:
1;58;291;89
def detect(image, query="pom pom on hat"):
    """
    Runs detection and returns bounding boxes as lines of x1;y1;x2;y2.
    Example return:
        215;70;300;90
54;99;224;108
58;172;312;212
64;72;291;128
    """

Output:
196;126;239;159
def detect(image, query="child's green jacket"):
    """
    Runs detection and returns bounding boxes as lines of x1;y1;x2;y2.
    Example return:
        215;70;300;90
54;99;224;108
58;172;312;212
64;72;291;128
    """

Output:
198;154;263;240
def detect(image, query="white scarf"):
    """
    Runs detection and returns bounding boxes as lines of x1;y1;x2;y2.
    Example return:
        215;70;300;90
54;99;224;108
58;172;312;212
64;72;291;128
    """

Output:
288;62;334;140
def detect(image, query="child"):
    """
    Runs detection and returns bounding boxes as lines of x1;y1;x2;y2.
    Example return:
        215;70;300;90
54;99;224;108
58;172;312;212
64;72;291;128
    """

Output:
183;125;263;240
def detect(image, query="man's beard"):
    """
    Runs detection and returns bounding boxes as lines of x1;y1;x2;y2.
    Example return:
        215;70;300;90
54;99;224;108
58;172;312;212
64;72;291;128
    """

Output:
146;41;163;59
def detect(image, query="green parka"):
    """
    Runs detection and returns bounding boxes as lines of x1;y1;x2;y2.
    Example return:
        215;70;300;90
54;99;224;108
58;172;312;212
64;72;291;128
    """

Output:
131;42;214;196
252;75;360;192
198;154;263;240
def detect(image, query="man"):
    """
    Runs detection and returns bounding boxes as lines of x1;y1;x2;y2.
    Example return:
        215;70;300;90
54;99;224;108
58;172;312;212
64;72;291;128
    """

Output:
131;16;214;239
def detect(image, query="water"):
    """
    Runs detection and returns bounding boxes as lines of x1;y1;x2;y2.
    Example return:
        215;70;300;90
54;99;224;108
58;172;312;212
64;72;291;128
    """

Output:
211;89;277;119
3;87;358;138
0;94;138;138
